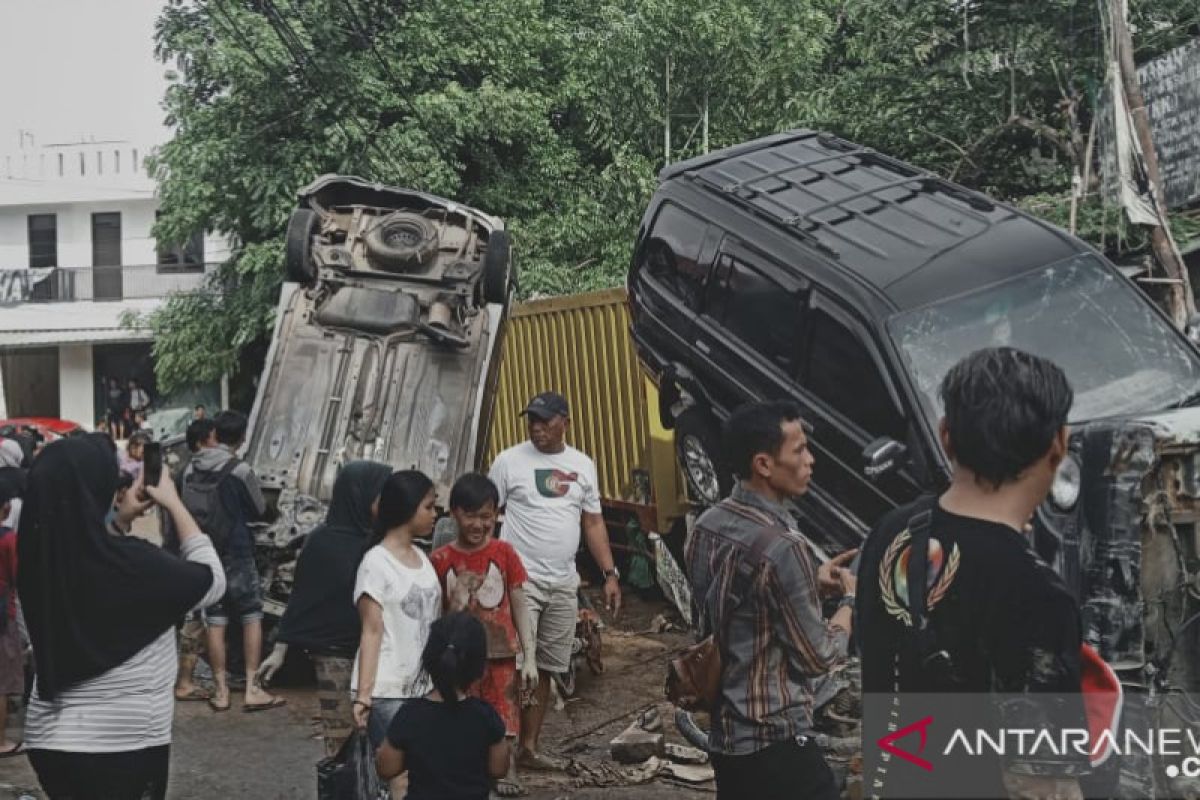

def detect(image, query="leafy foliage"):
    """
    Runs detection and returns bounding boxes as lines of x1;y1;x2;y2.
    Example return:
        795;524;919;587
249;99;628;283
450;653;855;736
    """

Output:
146;0;1200;392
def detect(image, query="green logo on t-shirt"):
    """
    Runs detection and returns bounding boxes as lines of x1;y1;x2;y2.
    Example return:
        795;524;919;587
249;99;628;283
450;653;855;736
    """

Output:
535;469;579;498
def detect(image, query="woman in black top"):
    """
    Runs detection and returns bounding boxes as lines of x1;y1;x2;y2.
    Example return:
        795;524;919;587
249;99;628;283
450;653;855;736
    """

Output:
255;461;393;756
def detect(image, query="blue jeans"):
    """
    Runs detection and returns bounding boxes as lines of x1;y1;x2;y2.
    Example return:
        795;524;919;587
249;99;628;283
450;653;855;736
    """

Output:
367;698;406;751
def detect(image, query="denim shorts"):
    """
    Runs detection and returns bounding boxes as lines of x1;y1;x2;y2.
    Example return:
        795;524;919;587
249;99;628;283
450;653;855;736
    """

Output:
205;555;264;626
367;698;406;751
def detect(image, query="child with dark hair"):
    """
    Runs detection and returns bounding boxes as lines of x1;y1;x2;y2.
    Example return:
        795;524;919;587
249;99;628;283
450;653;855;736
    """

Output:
352;470;442;794
376;612;509;800
430;473;538;797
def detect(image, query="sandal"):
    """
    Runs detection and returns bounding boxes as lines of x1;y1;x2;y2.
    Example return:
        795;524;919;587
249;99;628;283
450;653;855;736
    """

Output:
493;778;526;797
243;696;287;713
0;742;24;759
208;695;231;712
174;687;211;702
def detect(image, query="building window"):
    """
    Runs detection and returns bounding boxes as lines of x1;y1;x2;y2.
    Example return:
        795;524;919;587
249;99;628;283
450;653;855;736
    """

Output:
156;215;205;273
132;148;139;172
28;214;57;269
114;150;120;173
79;151;86;176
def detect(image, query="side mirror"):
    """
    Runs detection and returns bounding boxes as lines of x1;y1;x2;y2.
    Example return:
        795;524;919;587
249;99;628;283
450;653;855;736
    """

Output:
863;437;907;481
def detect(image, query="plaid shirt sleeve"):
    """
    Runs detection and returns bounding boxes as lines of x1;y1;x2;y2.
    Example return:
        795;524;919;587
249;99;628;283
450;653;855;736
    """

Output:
765;537;848;676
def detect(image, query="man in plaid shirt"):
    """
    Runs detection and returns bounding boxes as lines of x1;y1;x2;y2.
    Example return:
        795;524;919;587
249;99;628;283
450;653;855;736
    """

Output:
685;400;856;800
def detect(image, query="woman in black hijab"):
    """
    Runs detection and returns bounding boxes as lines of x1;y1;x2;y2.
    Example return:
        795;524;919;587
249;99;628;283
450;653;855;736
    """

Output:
255;460;393;755
19;434;226;800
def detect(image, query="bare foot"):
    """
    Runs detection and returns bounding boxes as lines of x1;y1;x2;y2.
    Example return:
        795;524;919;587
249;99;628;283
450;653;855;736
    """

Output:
515;747;564;772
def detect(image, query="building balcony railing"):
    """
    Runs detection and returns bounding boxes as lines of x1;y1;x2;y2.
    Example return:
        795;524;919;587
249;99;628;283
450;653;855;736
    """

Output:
20;263;218;303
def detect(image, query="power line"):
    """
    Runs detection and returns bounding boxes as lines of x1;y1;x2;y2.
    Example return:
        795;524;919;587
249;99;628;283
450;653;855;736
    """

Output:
255;0;395;176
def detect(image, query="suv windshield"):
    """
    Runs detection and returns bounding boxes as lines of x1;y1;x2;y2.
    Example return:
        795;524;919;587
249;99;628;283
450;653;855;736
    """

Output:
890;254;1200;423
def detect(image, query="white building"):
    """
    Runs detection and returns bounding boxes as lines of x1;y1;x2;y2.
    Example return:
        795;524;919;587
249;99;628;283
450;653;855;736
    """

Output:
0;134;231;428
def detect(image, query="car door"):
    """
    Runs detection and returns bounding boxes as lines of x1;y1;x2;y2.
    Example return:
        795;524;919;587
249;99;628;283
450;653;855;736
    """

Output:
793;292;924;544
691;238;808;419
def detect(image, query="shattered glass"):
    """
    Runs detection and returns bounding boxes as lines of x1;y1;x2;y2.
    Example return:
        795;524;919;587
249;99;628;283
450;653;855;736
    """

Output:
890;255;1200;424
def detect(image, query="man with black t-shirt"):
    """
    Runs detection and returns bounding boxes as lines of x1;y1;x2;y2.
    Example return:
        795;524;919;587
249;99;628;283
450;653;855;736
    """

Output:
858;347;1086;800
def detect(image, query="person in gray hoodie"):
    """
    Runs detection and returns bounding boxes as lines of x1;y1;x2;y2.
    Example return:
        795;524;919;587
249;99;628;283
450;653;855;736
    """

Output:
182;410;284;713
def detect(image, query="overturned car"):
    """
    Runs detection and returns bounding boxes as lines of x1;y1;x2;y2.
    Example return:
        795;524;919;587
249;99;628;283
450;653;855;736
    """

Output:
243;175;514;618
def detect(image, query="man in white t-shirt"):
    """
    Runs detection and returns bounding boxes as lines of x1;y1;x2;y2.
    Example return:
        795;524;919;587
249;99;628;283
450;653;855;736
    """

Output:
489;391;621;772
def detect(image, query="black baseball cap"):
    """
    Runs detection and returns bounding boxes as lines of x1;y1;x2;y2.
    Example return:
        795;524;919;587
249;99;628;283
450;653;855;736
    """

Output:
520;391;570;421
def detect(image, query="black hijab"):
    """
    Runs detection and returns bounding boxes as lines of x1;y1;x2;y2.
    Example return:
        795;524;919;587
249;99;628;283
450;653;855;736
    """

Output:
276;460;392;654
18;434;212;699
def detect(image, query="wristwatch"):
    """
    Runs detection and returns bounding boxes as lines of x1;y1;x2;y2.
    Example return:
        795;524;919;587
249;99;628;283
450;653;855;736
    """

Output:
836;593;856;610
603;567;621;582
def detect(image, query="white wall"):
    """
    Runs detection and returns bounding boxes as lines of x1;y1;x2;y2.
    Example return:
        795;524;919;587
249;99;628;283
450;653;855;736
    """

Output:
0;200;231;269
59;344;95;428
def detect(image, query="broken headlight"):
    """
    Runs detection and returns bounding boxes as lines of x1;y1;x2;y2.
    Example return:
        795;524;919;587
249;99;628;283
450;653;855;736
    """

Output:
1050;454;1081;511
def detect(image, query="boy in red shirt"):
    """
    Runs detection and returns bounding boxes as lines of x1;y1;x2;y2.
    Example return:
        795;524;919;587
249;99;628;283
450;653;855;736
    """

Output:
430;473;538;797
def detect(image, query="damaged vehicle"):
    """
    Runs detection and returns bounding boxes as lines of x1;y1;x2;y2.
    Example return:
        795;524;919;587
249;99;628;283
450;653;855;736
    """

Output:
243;175;514;618
629;131;1200;794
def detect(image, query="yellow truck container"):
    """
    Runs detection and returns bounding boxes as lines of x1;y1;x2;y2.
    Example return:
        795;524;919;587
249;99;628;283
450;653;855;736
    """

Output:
484;288;687;533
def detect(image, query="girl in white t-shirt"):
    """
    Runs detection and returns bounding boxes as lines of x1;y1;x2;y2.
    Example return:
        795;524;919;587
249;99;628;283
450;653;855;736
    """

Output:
351;469;442;792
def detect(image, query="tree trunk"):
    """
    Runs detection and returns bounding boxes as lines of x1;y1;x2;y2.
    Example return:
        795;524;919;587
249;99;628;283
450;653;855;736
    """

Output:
1112;0;1194;326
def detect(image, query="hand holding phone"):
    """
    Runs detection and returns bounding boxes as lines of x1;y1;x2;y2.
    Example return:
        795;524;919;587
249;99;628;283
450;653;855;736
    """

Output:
142;442;163;492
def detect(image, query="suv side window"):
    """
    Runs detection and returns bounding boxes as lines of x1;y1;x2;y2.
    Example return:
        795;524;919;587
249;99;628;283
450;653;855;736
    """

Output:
641;203;710;310
806;305;907;441
708;254;803;374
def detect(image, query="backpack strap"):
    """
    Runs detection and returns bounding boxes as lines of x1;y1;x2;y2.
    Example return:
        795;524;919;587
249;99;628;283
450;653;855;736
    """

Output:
905;508;934;632
900;498;956;687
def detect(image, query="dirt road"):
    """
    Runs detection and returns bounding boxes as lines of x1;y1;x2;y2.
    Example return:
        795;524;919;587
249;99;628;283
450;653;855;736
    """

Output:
0;590;710;799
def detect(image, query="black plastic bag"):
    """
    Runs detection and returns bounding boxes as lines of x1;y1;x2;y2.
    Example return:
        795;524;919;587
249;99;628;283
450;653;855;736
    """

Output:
317;730;385;800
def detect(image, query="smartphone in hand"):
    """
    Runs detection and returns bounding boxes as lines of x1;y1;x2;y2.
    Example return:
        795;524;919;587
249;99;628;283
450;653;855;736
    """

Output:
142;442;163;490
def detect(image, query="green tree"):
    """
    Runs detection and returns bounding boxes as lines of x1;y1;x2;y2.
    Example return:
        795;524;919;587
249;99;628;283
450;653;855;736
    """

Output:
146;0;1200;394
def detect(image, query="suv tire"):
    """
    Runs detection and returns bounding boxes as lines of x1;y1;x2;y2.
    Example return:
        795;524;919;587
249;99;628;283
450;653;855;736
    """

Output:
482;230;512;304
674;407;732;507
285;209;320;285
365;212;439;271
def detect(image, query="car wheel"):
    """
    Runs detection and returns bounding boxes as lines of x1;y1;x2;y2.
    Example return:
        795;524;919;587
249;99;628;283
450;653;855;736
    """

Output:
674;408;731;507
364;212;439;271
482;229;513;304
284;209;319;285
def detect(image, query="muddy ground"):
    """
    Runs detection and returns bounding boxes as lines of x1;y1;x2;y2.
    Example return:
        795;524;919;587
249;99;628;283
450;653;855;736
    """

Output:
0;587;713;799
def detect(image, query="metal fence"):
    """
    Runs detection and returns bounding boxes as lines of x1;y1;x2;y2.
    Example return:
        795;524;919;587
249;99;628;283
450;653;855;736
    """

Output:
485;288;688;531
24;263;216;302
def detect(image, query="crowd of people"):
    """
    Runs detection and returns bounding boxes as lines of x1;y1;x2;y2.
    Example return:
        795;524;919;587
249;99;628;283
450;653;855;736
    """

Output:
99;377;154;440
0;346;1100;800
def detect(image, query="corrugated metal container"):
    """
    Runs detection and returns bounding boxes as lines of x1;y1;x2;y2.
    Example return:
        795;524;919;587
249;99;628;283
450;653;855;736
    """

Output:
485;288;686;531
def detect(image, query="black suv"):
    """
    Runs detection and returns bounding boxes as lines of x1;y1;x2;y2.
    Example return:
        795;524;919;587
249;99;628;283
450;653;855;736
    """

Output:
628;130;1200;695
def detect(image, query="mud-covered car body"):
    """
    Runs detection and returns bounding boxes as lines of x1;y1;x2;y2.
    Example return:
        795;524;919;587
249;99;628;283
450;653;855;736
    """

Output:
629;132;1200;791
244;175;513;617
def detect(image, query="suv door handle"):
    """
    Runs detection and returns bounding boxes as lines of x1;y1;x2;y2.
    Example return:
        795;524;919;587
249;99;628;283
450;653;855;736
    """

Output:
696;341;711;354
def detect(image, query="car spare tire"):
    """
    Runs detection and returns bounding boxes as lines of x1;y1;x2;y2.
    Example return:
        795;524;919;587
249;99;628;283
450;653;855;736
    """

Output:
482;230;512;304
365;212;439;271
285;208;320;285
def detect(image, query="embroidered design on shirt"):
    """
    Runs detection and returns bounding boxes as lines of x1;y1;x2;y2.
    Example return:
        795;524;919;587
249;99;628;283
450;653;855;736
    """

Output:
534;469;579;498
880;529;961;626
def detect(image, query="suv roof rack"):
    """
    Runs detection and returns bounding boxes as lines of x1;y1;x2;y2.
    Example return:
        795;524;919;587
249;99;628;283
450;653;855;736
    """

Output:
683;131;1000;267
